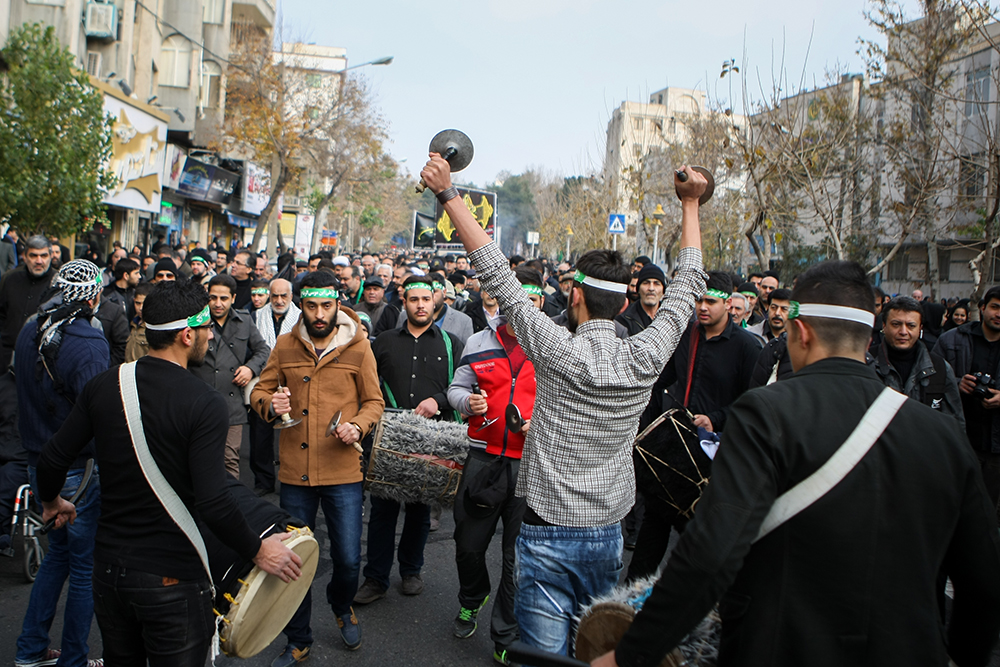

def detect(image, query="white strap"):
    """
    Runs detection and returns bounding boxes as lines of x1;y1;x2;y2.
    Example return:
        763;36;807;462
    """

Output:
118;362;214;587
754;387;907;543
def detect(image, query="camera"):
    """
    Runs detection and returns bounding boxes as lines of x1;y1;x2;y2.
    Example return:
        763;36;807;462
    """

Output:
972;372;995;400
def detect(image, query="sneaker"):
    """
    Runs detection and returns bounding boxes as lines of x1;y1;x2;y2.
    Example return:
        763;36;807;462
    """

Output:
88;661;104;667
15;650;61;667
270;644;310;667
0;533;13;557
493;648;520;666
624;533;637;551
337;607;362;650
353;578;387;605
453;595;489;638
400;573;424;596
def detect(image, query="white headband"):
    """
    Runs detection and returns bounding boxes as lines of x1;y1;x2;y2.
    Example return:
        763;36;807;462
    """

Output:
791;302;875;328
575;270;628;294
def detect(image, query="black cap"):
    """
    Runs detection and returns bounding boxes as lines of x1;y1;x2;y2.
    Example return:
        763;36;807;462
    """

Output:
363;277;385;290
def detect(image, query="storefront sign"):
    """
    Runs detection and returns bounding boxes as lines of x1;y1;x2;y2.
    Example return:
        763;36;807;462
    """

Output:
103;95;168;213
178;158;238;205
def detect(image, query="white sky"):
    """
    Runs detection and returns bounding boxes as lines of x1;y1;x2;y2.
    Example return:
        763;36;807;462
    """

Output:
279;0;920;186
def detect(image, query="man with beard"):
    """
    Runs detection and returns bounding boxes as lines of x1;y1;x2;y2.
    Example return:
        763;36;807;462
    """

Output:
0;235;55;369
249;278;300;496
748;288;792;344
189;249;215;287
626;271;760;584
251;270;384;662
419;156;706;657
38;280;302;665
934;285;1000;512
340;266;364;307
14;260;108;667
393;271;474;344
189;274;269;479
617;264;666;336
356;276;463;606
870;296;963;426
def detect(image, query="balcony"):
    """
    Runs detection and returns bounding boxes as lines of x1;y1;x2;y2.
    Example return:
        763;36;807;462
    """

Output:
232;0;274;29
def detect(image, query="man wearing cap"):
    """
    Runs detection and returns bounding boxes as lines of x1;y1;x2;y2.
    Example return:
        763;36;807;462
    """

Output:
593;260;1000;667
357;275;464;606
151;258;178;283
393;271;474;344
189;249;215;287
446;267;541;665
251;270;384;661
14;259;109;667
617;264;666;337
189;274;269;479
37;280;302;666
420;155;707;656
355;276;388;325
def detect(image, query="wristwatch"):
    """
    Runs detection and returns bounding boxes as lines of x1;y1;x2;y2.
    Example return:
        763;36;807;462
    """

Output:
348;422;363;437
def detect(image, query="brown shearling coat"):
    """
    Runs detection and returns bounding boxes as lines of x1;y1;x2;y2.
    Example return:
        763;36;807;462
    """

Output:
251;308;384;486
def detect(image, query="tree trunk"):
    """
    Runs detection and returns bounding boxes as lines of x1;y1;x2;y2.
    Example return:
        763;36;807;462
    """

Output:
926;236;940;301
249;167;291;254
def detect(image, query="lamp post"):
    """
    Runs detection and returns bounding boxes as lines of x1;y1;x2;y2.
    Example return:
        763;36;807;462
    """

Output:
651;204;665;265
338;55;393;96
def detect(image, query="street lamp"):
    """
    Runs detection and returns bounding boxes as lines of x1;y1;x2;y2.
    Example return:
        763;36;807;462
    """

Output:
651;204;665;265
344;56;394;71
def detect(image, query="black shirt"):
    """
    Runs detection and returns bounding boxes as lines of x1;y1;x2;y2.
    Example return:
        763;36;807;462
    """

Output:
886;343;919;388
966;331;1000;451
36;356;261;579
234;277;252;311
372;323;463;418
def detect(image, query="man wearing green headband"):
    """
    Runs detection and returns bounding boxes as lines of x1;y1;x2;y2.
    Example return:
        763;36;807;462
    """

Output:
251;269;385;660
393;271;474;344
421;155;708;658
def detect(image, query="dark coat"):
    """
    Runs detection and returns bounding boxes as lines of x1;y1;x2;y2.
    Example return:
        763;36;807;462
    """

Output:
933;322;1000;453
869;339;964;429
0;265;56;369
749;332;794;388
189;308;269;426
93;299;130;366
615;358;1000;667
615;299;653;337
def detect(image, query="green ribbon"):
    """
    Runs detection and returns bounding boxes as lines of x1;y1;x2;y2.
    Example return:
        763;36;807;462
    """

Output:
300;287;339;299
705;288;730;300
432;281;445;292
405;282;433;293
788;301;801;319
186;304;211;328
251;288;269;295
740;291;757;298
522;284;544;296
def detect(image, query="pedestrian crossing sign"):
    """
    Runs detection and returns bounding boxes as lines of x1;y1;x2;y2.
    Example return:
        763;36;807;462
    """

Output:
608;214;626;234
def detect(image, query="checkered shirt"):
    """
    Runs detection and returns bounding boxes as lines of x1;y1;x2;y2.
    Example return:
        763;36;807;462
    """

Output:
468;242;706;527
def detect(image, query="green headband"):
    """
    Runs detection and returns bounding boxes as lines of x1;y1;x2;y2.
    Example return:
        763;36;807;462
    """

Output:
704;288;730;300
300;287;339;300
521;284;544;296
740;291;758;298
432;281;445;292
190;256;210;266
405;282;433;293
145;304;211;331
251;288;269;295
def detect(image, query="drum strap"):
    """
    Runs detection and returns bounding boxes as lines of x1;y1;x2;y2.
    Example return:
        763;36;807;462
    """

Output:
754;387;907;543
382;328;459;420
118;362;221;660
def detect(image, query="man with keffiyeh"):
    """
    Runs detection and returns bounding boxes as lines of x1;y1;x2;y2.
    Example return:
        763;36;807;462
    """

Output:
14;259;108;667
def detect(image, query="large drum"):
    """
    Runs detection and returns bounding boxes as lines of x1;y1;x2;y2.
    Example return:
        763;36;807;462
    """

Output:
574;575;720;667
202;478;319;658
365;410;469;506
633;408;712;521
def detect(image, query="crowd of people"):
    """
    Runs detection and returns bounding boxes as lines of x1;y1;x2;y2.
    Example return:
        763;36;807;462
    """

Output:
2;158;1000;667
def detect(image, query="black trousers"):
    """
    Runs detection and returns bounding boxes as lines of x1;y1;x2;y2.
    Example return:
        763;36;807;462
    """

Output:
453;450;525;649
974;449;1000;526
248;408;276;492
92;561;214;666
625;494;687;583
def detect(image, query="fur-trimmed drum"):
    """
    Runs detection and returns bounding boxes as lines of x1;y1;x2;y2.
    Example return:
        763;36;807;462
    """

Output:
365;411;470;506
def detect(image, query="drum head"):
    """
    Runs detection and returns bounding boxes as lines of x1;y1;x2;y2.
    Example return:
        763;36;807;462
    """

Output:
575;602;684;667
222;531;319;658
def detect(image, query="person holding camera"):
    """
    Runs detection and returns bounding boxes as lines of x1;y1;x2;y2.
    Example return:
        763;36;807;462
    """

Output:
934;285;1000;513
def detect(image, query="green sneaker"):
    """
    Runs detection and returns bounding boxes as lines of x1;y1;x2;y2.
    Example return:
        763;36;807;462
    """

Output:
453;595;489;638
493;648;520;666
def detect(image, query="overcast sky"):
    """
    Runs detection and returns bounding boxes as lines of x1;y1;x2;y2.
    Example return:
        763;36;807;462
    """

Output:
279;0;919;186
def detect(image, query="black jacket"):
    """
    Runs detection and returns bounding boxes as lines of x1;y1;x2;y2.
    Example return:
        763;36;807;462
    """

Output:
616;358;1000;667
651;317;760;431
933;322;1000;453
616;299;653;337
870;339;964;429
0;265;56;369
749;333;794;388
93;299;130;366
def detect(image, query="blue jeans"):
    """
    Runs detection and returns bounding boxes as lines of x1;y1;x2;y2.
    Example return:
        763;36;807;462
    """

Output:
514;522;623;656
363;496;430;589
16;466;101;667
279;482;363;647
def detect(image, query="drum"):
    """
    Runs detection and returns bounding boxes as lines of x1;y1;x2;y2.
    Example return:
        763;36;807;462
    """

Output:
633;408;712;521
203;477;319;658
574;575;720;667
365;410;470;506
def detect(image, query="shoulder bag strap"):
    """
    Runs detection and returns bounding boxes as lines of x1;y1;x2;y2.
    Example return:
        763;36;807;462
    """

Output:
754;387;907;543
118;362;215;588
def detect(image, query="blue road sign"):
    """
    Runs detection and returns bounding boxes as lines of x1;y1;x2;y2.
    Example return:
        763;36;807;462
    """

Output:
608;214;626;234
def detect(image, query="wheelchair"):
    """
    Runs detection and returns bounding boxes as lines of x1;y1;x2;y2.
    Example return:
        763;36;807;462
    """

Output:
9;484;45;582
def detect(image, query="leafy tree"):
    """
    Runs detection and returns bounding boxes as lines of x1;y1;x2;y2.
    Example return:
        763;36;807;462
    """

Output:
0;23;115;237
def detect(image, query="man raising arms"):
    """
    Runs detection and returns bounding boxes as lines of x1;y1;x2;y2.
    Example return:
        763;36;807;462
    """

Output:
420;155;707;655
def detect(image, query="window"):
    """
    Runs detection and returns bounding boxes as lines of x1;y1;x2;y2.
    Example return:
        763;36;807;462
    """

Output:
203;0;224;24
960;154;987;200
658;94;663;104
937;248;951;282
965;66;990;117
159;34;191;88
633;117;643;131
306;73;322;88
886;251;909;281
199;61;222;109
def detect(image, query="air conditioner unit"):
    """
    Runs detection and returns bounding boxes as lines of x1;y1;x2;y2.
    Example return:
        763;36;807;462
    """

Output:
84;2;117;42
286;196;301;208
85;51;102;77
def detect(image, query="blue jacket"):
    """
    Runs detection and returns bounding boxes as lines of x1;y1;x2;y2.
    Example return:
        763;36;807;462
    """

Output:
15;315;109;466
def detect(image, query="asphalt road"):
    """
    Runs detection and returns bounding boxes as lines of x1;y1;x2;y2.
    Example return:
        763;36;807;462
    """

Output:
0;448;635;667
